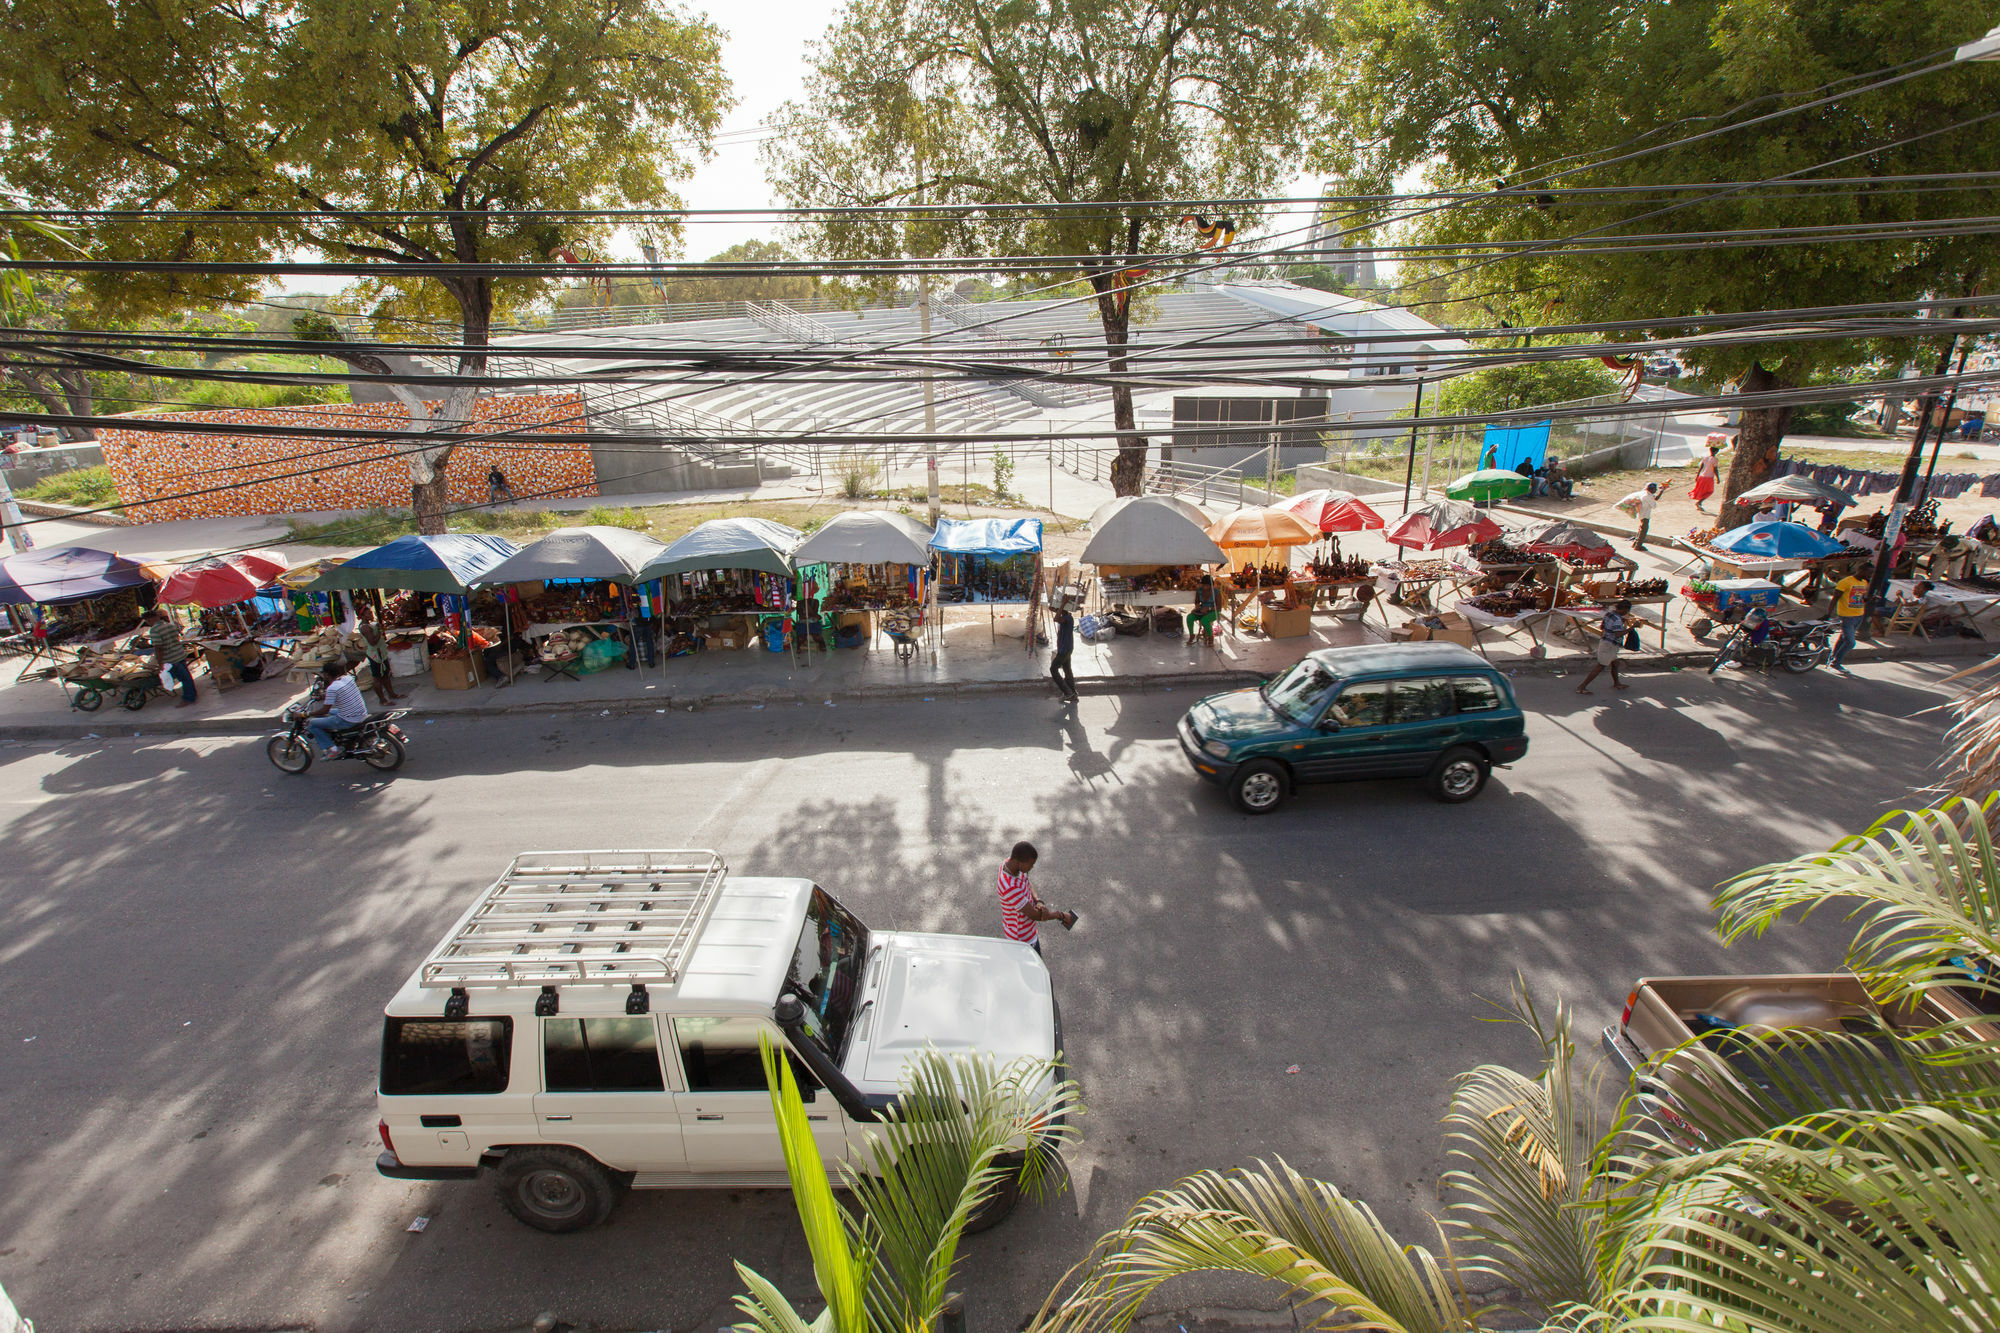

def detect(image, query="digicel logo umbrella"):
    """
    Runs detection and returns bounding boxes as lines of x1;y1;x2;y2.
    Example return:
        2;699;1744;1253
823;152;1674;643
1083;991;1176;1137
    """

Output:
1384;500;1504;551
1279;489;1386;534
156;548;292;608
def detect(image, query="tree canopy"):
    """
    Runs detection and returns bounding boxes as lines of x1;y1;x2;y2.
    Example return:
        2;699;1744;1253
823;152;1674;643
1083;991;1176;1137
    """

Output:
1328;0;2000;521
0;0;731;527
764;0;1336;493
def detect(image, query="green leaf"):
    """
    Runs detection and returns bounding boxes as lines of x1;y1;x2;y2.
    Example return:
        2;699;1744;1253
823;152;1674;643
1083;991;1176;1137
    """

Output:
758;1035;868;1333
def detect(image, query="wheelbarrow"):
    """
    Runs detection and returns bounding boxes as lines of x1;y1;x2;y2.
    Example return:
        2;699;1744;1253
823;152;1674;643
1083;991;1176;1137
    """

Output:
881;611;920;664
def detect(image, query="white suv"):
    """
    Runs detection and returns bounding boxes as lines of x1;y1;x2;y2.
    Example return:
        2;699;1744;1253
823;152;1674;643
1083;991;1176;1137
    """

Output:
374;850;1063;1232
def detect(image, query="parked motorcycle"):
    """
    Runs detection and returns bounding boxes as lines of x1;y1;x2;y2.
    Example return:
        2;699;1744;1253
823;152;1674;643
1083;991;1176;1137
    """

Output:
266;691;412;774
1706;617;1838;676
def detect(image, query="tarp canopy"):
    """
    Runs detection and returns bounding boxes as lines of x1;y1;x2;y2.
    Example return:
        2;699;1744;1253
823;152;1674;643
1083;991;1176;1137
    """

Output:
474;525;669;586
0;545;155;605
1481;422;1552;471
930;517;1043;555
1080;496;1226;566
1710;519;1848;560
1735;474;1856;510
1519;520;1614;558
792;510;936;566
308;533;522;594
635;517;804;581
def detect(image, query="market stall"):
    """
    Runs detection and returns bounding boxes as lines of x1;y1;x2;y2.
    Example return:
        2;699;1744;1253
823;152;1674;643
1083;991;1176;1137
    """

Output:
157;549;292;687
1206;508;1320;639
930;518;1043;647
1375;501;1505;617
632;517;802;662
1681;519;1850;590
474;526;669;685
791;511;937;655
1078;496;1226;637
308;533;524;682
0;545;158;656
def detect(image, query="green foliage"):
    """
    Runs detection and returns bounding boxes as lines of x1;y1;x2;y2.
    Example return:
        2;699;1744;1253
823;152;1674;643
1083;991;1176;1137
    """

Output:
557;240;822;310
17;465;118;508
992;451;1016;502
1434;358;1622;417
835;452;880;500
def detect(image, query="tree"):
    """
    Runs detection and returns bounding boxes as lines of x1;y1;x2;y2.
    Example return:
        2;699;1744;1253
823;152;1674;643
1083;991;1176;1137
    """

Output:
733;1041;1081;1333
1327;0;2000;525
0;0;730;530
556;239;825;310
1433;356;1620;418
763;0;1336;495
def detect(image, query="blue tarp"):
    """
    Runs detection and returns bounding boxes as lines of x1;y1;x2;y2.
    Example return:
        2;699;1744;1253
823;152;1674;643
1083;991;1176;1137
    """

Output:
0;545;154;605
1481;421;1553;472
308;533;523;594
1711;520;1847;560
930;517;1043;555
634;517;803;581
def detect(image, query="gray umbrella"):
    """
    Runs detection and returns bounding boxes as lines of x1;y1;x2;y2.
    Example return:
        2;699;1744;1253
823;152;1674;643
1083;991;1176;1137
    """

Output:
1079;496;1226;566
472;525;670;585
1735;473;1856;509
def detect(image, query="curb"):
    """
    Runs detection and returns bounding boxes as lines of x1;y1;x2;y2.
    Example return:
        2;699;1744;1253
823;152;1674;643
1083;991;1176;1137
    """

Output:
2;640;1986;745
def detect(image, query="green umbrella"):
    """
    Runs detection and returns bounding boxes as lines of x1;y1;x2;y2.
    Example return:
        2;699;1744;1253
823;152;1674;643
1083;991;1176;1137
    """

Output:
1445;468;1533;502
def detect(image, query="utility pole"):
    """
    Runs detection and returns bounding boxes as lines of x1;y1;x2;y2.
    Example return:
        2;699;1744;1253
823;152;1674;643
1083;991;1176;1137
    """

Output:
1919;342;1976;502
915;165;941;527
1866;333;1961;612
1400;379;1425;514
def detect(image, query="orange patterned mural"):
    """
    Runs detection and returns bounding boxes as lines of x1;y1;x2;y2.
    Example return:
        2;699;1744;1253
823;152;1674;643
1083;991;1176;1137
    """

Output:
100;392;597;521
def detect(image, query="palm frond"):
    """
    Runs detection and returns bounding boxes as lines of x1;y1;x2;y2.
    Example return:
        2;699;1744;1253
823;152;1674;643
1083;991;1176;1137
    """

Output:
1933;662;2000;810
842;1051;1082;1333
1440;990;1613;1314
1714;801;2000;1009
749;1037;869;1333
732;1262;838;1333
1033;1160;1477;1333
1613;1106;2000;1332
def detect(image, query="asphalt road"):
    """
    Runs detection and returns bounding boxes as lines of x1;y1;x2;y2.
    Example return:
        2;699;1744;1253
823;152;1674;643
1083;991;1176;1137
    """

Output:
0;661;1966;1332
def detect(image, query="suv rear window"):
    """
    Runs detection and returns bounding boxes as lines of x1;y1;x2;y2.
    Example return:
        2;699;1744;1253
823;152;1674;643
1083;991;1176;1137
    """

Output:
1451;676;1503;712
380;1017;513;1095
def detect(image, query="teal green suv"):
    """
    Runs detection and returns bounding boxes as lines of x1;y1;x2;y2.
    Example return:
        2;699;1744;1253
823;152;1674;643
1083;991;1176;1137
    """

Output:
1177;643;1529;813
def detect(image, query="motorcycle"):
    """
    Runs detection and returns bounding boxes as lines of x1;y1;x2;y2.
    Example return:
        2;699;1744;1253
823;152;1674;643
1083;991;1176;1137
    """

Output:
266;688;412;774
1706;616;1838;676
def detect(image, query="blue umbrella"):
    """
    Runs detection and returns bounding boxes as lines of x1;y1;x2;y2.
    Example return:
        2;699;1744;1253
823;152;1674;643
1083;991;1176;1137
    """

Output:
306;533;524;594
1710;519;1848;560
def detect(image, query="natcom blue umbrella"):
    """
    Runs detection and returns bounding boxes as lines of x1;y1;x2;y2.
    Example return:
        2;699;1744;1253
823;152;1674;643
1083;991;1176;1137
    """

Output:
1710;519;1848;560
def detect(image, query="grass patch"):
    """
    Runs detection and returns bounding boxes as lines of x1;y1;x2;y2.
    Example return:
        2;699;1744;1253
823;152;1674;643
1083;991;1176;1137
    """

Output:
18;465;120;509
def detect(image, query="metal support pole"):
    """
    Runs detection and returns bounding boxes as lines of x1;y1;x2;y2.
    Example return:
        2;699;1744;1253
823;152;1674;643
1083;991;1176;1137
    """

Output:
1401;379;1425;514
1866;334;1960;613
1419;426;1434;502
1919;342;1975;502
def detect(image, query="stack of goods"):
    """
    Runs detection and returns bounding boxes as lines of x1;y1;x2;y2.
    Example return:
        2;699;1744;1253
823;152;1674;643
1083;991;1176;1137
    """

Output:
1395;559;1454;581
669;569;791;614
1302;552;1372;580
1126;566;1197;593
1475;539;1551;566
820;564;919;611
935;553;1035;603
1580;577;1667;600
287;625;365;672
1902;499;1950;541
1686;526;1726;548
382;591;431;629
521;581;626;625
1464;587;1550;616
1233;557;1291;585
57;648;156;683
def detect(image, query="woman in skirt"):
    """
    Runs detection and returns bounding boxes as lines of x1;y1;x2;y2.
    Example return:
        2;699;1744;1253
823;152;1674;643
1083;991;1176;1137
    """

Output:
1691;441;1722;512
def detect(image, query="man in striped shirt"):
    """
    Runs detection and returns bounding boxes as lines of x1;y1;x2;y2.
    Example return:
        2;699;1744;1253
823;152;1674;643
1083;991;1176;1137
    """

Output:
141;607;197;706
996;841;1076;953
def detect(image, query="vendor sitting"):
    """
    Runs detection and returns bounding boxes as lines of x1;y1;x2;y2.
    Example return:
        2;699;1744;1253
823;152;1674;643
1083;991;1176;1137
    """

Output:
1185;573;1221;644
306;660;369;759
1542;458;1574;500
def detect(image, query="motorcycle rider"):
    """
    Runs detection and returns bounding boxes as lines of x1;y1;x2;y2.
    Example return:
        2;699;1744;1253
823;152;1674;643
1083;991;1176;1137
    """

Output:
305;659;369;759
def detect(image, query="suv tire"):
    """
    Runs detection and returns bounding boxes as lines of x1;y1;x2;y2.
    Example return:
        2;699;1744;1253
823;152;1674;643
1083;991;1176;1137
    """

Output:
962;1172;1022;1234
1229;759;1288;814
1426;747;1489;804
494;1147;619;1233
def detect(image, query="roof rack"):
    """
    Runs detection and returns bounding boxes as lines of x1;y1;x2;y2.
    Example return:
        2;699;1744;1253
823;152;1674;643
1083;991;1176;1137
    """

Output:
419;850;729;992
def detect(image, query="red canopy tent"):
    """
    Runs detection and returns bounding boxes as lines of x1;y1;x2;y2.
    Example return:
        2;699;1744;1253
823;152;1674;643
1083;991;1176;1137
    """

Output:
1384;501;1503;551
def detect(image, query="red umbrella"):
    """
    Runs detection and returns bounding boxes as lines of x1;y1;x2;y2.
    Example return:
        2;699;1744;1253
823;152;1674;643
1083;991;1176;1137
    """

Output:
1280;488;1386;533
1384;501;1503;551
156;549;291;608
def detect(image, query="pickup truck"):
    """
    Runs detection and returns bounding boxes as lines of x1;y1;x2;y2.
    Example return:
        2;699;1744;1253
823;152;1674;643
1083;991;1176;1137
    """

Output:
1601;970;1997;1136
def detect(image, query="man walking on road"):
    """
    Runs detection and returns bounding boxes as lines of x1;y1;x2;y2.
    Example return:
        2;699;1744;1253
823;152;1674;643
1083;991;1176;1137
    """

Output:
1618;482;1669;551
996;841;1075;955
1828;569;1870;672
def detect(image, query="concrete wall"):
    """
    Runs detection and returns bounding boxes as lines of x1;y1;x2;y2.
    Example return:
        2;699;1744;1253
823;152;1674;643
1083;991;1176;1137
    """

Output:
2;442;103;498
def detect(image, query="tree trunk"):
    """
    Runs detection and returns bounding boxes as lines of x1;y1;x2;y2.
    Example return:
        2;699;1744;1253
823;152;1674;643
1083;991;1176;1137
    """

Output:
409;274;493;535
1092;270;1145;496
1717;362;1796;529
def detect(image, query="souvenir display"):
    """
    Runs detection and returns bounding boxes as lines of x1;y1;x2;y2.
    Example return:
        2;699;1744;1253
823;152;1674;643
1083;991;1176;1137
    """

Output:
665;568;793;615
934;552;1036;603
818;563;921;612
1301;552;1372;581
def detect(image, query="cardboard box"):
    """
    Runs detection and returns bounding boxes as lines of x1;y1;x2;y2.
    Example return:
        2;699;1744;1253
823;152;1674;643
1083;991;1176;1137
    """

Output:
704;632;744;651
430;655;479;690
1262;602;1312;639
1389;626;1418;642
1429;626;1478;648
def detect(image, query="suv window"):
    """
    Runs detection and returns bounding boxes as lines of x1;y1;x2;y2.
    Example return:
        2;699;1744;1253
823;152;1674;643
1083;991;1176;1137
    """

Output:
1326;681;1388;728
381;1017;512;1096
1389;678;1453;723
1451;676;1503;713
542;1017;665;1092
676;1016;819;1093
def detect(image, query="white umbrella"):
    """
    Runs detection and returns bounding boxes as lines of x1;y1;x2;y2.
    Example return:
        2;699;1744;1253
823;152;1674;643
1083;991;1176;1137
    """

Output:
1079;496;1227;566
792;510;936;566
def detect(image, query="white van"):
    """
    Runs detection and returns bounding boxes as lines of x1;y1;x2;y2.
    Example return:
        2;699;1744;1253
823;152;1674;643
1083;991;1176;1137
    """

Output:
375;850;1063;1231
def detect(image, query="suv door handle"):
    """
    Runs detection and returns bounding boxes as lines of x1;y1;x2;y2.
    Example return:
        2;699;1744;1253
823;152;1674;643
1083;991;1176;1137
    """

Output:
696;1113;725;1121
542;1114;572;1122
